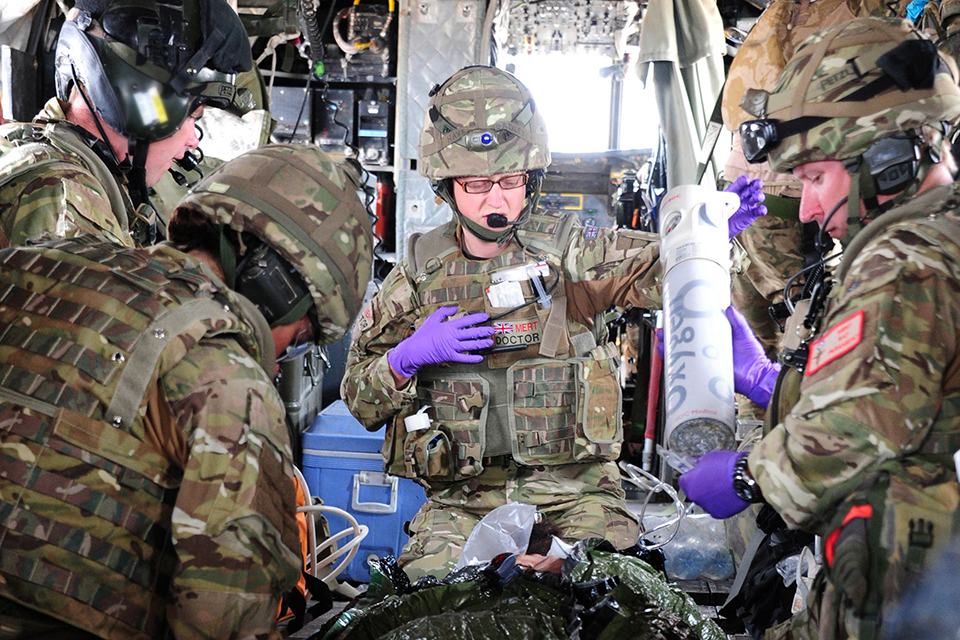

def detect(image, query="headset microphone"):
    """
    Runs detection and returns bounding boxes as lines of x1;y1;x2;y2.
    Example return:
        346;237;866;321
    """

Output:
486;213;509;228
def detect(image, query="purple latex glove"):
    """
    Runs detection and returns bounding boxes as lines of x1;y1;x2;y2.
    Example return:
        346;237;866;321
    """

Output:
678;450;749;519
388;306;495;378
727;306;780;409
726;176;768;239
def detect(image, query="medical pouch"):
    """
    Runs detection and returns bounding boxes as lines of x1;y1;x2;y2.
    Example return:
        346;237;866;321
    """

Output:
509;346;622;466
414;375;487;480
383;405;415;479
405;428;455;481
508;358;578;465
577;342;623;460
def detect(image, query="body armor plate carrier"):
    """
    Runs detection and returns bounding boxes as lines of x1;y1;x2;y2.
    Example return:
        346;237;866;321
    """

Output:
382;210;623;483
0;235;267;640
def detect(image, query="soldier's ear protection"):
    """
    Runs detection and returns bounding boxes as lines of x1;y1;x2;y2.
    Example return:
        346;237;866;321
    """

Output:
235;242;313;327
526;168;544;201
858;133;922;196
219;227;313;328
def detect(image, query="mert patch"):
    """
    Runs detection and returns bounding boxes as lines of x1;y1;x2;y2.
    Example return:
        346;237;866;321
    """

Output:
492;317;541;350
806;309;863;376
357;303;374;332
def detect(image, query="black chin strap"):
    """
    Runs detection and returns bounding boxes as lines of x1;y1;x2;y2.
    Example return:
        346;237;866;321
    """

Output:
127;137;164;245
126;137;150;208
71;64;132;175
814;196;847;255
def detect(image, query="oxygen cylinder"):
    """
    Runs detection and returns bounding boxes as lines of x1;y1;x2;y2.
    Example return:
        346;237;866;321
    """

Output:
659;184;738;458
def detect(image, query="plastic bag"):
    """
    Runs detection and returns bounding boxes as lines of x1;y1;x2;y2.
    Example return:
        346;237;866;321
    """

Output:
455;503;537;569
643;512;734;581
548;535;575;559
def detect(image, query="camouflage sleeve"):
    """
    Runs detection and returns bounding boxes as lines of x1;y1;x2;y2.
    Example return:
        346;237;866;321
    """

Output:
341;258;421;430
735;212;805;300
161;336;301;640
750;224;960;533
0;162;132;248
563;222;663;324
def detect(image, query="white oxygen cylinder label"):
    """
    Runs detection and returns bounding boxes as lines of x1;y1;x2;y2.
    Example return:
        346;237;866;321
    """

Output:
659;184;738;458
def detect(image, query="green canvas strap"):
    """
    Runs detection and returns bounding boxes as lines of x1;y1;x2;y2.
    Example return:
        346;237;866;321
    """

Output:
409;222;460;277
837;183;960;283
105;297;236;430
0;386;58;417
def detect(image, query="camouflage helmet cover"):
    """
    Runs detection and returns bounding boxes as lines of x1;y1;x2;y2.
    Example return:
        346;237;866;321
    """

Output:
418;65;551;179
763;17;960;172
177;144;374;346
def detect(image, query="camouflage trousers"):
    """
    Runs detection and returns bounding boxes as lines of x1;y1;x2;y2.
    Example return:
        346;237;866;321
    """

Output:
0;597;99;640
398;458;640;581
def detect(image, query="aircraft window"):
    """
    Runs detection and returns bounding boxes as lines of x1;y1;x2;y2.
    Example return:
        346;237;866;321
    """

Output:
503;53;659;154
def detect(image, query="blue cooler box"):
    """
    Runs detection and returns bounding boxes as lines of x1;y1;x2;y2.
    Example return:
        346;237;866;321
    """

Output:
301;400;426;582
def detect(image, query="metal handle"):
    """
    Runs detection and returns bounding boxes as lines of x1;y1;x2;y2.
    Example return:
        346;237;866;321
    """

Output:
352;471;398;514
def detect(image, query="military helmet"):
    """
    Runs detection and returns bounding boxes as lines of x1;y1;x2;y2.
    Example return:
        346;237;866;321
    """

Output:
55;0;254;143
739;17;960;172
176;144;374;345
418;65;551;179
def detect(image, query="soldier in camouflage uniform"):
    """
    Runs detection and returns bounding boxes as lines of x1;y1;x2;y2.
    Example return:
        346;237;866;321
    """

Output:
722;0;877;422
0;144;373;640
679;18;960;640
720;0;871;581
341;65;767;581
0;0;254;249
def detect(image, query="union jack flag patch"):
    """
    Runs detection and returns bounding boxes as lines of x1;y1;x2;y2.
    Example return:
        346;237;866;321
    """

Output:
585;227;599;239
494;322;514;333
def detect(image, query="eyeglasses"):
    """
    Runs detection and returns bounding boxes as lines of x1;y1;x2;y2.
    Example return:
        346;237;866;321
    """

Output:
456;173;528;194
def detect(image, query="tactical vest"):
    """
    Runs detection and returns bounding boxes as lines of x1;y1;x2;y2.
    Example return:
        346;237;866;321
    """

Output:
382;210;622;483
0;120;134;247
0;235;272;640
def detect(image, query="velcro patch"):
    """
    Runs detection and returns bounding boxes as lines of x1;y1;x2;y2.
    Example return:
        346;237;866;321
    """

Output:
357;303;373;332
806;309;864;376
492;317;541;349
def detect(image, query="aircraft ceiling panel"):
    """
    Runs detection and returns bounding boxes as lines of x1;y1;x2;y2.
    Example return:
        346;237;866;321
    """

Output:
501;0;639;57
